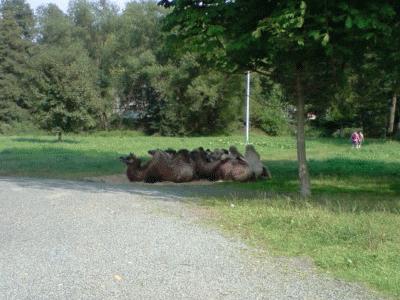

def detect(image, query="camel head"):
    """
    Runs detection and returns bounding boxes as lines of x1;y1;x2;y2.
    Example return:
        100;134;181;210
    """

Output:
148;149;158;156
119;153;140;167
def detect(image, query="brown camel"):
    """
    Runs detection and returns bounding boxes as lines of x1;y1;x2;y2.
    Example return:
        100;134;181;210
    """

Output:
190;148;226;181
120;153;160;183
244;144;272;179
120;151;195;183
211;146;252;182
208;148;229;161
215;158;253;182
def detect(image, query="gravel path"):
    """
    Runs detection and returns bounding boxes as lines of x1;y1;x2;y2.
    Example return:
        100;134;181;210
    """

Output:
0;177;384;299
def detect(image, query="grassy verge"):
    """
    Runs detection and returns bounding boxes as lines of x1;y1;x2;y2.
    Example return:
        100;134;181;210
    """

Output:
200;196;400;298
0;132;399;296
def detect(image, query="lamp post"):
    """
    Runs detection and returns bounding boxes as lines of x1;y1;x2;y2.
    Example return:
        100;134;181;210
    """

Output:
245;71;251;144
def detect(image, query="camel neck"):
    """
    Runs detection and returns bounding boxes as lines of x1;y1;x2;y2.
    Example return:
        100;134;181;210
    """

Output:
126;161;147;181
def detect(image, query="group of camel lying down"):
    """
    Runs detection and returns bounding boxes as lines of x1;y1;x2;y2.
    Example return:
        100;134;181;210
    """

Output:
120;145;272;183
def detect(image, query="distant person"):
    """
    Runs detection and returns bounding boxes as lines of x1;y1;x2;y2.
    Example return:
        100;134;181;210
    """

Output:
351;131;359;149
357;131;364;149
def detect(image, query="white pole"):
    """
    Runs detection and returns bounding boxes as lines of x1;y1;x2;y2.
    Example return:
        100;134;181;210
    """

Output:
245;71;251;144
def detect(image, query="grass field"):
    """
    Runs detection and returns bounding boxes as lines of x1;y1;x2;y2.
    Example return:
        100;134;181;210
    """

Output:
0;131;399;297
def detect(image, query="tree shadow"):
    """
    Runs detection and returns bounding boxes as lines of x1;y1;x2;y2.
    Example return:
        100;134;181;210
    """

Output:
11;138;80;144
1;176;273;201
0;147;263;199
307;137;399;146
0;146;399;206
257;158;400;198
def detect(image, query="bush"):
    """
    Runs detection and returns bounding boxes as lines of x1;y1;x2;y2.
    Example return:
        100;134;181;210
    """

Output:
251;83;292;136
0;121;44;135
257;109;292;136
332;127;360;139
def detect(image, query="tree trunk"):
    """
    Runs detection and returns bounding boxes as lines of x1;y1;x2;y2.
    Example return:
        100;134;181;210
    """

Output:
57;131;62;142
396;109;400;139
295;64;311;198
388;92;397;136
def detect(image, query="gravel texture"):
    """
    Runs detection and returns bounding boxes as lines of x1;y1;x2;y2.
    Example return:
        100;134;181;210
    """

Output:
0;177;384;299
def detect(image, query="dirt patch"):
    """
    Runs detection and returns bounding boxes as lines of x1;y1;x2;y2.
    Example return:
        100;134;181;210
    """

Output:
85;174;130;184
84;174;268;200
85;174;218;186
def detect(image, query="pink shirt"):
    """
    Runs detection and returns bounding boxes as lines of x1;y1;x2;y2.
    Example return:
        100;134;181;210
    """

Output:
351;132;359;142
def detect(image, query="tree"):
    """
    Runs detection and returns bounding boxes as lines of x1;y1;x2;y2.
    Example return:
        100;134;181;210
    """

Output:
32;43;100;135
150;53;243;135
159;0;398;197
0;0;34;131
33;5;101;135
67;0;120;129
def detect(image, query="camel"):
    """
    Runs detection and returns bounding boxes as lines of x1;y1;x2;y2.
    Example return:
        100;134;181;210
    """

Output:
120;150;195;183
215;157;252;182
190;148;227;180
119;153;160;183
191;146;254;182
207;148;229;161
228;146;244;160
210;146;252;182
244;144;272;179
121;145;270;183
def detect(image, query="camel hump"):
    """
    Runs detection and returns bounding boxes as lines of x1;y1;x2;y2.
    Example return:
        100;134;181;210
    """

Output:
229;146;245;160
245;145;264;178
245;144;260;159
165;148;177;156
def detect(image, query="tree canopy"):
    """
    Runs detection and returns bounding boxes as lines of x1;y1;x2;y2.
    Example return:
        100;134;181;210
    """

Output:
158;0;400;196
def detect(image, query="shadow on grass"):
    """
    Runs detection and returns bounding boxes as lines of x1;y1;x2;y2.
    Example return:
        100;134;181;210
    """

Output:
307;137;400;146
0;147;256;199
12;137;80;144
0;146;399;202
236;158;400;197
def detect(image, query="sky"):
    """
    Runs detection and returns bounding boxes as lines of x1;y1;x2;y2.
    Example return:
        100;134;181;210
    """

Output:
26;0;129;12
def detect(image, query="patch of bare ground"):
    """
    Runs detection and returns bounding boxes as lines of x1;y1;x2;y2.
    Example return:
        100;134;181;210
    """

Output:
85;174;219;186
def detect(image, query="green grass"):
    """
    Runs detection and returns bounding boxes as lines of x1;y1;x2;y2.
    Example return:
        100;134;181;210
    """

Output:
201;197;400;297
0;131;399;297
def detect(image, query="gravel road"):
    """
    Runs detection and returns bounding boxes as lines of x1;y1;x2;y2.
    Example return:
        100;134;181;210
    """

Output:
0;177;384;299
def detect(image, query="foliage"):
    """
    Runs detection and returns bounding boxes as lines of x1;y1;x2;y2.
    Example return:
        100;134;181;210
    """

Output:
110;2;245;136
0;0;35;129
250;79;292;136
150;54;243;136
159;0;400;196
31;43;100;132
1;0;400;139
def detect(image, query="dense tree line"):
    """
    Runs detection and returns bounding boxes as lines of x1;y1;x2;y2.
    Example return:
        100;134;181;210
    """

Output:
2;0;398;140
0;0;290;136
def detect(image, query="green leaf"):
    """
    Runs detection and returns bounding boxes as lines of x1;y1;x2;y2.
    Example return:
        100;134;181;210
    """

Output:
321;33;330;46
206;25;225;36
309;30;320;40
345;16;353;29
253;27;262;39
300;1;307;14
354;16;368;29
